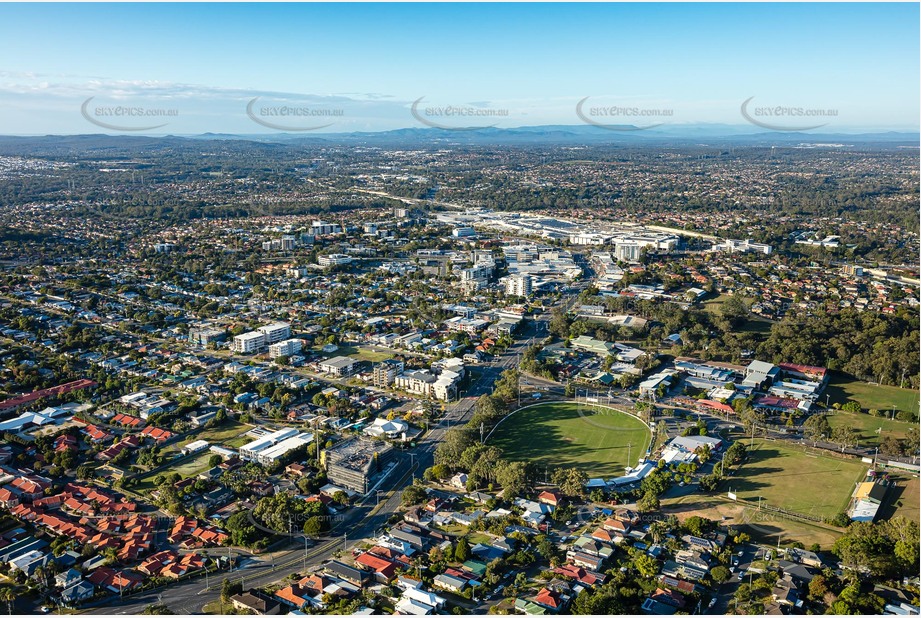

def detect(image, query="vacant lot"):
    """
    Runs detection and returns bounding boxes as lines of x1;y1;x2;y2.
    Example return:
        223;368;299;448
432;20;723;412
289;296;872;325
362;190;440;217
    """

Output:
490;402;650;478
825;373;920;415
728;438;868;519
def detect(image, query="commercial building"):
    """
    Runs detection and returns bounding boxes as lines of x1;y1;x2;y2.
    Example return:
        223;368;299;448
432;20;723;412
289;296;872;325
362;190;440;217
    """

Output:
319;356;360;377
325;438;395;493
232;331;267;354
711;238;772;255
239;428;301;463
317;254;353;267
569;233;611;246
571;335;615;356
364;417;409;440
452;227;476;238
188;328;226;347
253;433;314;466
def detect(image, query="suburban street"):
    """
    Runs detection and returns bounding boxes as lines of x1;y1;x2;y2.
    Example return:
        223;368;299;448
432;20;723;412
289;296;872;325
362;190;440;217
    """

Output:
86;312;551;614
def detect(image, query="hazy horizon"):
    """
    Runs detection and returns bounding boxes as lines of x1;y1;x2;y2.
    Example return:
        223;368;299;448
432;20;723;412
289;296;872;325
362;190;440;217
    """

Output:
1;3;918;135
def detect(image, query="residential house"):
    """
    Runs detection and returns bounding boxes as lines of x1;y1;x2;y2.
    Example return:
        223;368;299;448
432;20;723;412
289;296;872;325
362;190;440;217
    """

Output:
230;591;282;615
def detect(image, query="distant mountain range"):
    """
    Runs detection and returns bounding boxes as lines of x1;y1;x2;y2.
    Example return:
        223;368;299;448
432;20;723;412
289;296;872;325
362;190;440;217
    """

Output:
0;125;917;151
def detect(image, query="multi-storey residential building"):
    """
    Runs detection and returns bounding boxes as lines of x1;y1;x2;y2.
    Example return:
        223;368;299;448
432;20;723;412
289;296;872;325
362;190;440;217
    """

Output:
394;369;437;396
505;274;533;297
311;221;342;236
268;338;302;359
373;359;405;387
324;438;395;493
258;323;291;344
319;356;359;377
232;331;267;354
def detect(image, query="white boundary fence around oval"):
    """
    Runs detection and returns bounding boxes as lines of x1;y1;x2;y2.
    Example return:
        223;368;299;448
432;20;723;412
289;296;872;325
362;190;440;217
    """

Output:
484;400;656;465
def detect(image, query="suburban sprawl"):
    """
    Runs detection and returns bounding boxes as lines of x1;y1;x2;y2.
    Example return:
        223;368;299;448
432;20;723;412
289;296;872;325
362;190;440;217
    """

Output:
0;136;916;616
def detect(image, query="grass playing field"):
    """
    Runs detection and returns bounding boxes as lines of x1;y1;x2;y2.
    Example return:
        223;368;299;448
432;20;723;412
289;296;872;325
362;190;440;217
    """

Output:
489;402;650;478
825;373;920;415
728;438;868;519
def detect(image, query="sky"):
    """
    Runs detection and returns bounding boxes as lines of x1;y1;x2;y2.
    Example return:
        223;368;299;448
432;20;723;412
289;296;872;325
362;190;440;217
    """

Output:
0;2;918;135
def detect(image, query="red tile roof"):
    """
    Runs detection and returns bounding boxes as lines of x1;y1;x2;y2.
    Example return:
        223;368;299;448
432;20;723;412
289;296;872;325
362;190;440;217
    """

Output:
355;552;398;579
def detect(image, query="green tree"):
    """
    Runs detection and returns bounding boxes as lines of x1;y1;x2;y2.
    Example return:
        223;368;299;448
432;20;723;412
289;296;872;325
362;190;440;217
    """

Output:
401;485;428;507
710;565;731;584
633;553;659;577
455;537;471;563
303;516;324;537
637;491;660;513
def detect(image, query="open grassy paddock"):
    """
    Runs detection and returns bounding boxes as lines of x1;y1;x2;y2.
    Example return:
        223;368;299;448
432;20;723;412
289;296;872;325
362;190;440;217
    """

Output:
727;438;868;519
826;410;917;449
877;473;920;524
132;450;217;494
489;401;650;478
164;420;250;454
661;493;844;549
314;344;393;363
825;373;920;415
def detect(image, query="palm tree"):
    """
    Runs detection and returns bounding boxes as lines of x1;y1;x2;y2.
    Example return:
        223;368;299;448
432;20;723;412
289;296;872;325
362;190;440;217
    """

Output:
0;587;15;615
